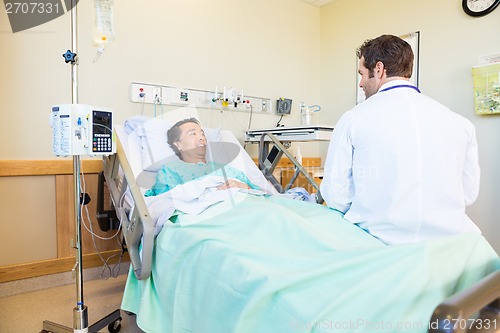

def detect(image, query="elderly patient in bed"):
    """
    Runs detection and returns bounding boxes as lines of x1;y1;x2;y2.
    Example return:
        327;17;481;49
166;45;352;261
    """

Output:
145;117;260;197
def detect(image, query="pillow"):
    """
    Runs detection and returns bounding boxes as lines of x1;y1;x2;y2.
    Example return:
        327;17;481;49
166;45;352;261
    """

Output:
139;117;221;172
123;115;150;134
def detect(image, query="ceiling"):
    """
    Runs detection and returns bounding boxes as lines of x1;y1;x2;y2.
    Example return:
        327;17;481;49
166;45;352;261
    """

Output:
299;0;336;7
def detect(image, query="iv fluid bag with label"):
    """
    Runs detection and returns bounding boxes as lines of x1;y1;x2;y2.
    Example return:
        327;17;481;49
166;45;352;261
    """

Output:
93;0;114;46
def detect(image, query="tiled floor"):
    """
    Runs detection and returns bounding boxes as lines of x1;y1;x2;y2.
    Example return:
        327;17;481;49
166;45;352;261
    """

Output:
0;273;145;333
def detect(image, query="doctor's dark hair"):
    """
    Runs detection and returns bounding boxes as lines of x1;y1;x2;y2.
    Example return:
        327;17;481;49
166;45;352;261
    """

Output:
356;34;413;79
167;117;201;158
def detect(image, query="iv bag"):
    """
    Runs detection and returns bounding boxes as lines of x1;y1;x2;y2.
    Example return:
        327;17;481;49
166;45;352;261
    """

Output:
93;0;114;46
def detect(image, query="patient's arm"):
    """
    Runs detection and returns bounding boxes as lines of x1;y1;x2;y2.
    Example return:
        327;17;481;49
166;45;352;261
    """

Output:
216;179;251;190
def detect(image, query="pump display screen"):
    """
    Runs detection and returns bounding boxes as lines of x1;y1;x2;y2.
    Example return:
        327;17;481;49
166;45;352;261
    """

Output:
93;111;112;134
92;110;113;153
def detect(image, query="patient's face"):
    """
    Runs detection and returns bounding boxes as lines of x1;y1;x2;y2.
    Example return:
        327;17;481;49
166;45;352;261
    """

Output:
174;122;207;163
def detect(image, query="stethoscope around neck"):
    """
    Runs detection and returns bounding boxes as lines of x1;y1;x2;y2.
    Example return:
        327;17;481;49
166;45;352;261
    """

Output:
379;84;421;94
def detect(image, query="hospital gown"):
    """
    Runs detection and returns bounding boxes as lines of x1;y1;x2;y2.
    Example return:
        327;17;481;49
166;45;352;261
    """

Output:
145;160;259;197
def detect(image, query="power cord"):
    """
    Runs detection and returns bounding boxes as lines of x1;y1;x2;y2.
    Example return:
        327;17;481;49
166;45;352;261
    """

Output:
247;104;254;130
276;114;285;127
79;160;127;279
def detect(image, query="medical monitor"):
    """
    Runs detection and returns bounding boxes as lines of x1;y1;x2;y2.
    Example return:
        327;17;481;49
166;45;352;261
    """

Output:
50;104;116;157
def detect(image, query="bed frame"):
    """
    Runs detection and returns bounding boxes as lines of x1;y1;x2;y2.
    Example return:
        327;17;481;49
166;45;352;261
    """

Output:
429;270;500;332
256;132;324;203
100;128;500;332
101;133;154;280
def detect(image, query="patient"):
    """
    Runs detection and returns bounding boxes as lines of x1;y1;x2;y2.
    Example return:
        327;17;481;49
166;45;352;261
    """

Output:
145;118;260;197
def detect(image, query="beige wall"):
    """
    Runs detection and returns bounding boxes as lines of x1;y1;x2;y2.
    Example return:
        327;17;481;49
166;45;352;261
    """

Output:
319;0;500;252
0;0;321;265
0;0;321;158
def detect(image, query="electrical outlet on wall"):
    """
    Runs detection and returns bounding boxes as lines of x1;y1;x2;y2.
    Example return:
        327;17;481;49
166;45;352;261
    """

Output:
262;100;268;112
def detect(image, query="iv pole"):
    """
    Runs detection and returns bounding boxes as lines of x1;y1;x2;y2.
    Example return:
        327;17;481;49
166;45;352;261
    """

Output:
41;1;121;332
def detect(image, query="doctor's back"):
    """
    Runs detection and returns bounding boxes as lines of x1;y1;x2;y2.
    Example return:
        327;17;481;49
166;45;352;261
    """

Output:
321;34;481;245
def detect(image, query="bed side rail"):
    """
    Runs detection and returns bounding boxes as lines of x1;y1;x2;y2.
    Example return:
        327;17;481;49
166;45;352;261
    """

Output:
428;269;500;332
102;134;155;280
258;132;323;203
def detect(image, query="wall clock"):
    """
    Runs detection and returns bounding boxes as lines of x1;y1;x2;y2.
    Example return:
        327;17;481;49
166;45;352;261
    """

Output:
462;0;500;17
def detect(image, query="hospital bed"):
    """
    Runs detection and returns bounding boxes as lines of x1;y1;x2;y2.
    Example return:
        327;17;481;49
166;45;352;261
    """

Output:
101;115;500;333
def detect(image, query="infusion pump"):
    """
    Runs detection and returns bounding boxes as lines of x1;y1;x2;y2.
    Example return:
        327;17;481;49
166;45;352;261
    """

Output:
50;104;115;156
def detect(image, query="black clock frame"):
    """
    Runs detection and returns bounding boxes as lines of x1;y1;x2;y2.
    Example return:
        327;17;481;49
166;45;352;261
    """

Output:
462;0;500;17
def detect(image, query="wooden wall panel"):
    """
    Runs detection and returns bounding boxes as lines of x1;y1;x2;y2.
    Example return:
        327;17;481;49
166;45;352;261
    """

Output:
56;174;123;257
0;159;103;176
0;250;129;283
0;160;128;282
0;176;57;266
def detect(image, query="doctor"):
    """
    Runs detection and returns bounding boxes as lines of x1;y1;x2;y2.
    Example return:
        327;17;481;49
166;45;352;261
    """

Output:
320;34;481;245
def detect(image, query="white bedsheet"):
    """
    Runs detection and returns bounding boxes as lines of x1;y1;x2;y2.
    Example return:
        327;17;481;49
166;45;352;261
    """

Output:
145;175;269;233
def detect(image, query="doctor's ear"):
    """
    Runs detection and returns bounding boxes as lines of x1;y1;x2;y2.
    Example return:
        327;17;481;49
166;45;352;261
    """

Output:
375;61;385;78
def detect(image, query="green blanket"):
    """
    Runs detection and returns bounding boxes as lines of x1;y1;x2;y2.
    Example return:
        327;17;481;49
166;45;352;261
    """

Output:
121;193;500;333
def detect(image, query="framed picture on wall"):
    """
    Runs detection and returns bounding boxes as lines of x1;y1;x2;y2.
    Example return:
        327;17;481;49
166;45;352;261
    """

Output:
356;31;420;104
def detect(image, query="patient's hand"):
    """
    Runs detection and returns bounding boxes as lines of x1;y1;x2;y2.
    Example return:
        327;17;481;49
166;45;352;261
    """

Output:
216;179;250;190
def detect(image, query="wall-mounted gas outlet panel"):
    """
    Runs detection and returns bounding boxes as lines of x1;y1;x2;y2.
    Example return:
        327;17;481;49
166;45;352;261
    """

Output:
130;82;272;114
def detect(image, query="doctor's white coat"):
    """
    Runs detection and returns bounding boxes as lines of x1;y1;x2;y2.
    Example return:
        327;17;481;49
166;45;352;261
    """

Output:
321;80;481;245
